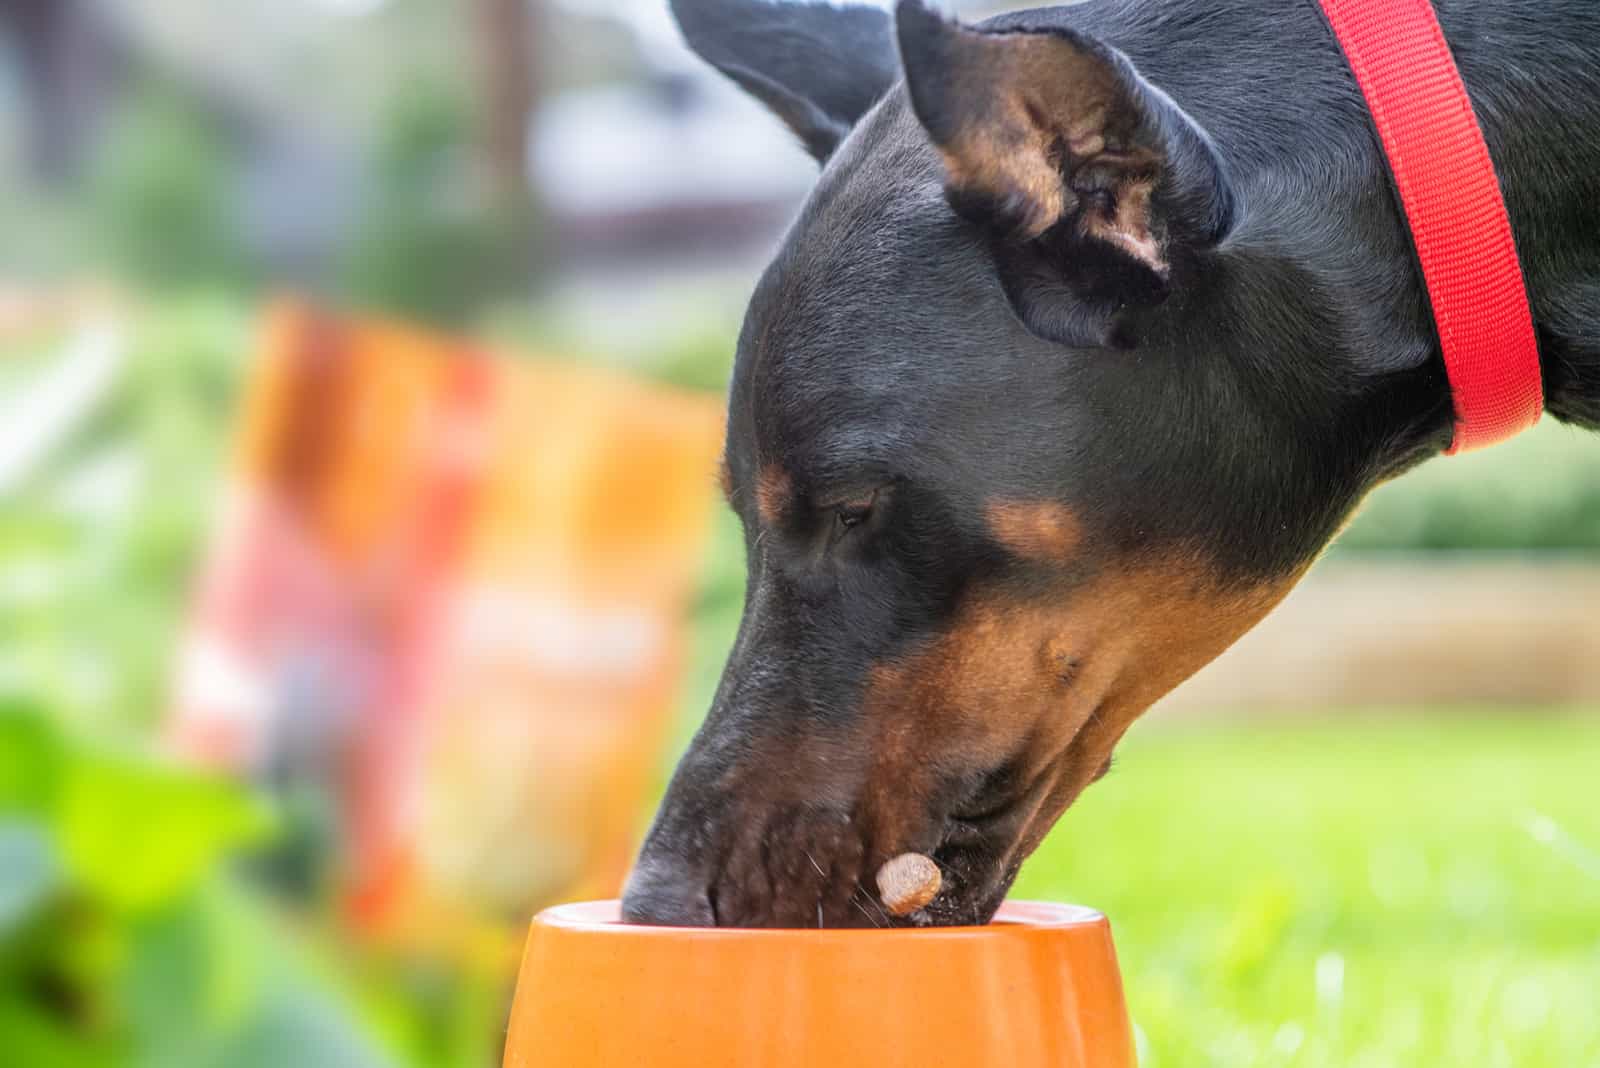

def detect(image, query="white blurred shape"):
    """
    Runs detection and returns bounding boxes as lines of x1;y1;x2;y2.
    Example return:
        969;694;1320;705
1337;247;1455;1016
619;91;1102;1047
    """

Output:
1315;952;1345;1008
0;324;123;495
172;632;273;758
315;0;388;15
1502;976;1552;1034
534;81;815;219
1524;810;1600;880
555;0;895;73
455;587;665;679
53;447;143;520
1271;1021;1305;1056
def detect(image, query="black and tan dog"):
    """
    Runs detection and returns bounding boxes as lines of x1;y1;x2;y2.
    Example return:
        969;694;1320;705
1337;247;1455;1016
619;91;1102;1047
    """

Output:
622;0;1600;927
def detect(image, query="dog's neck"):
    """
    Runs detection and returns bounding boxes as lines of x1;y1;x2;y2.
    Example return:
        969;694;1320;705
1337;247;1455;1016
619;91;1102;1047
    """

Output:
1070;0;1600;436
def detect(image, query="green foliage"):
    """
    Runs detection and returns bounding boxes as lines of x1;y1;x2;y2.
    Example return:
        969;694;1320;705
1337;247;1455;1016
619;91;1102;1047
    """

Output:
0;297;248;737
0;705;66;813
89;89;248;289
0;822;59;936
1014;718;1600;1067
0;297;496;1067
636;327;742;394
0;703;390;1068
476;290;743;394
1339;421;1600;552
59;756;274;917
341;80;530;325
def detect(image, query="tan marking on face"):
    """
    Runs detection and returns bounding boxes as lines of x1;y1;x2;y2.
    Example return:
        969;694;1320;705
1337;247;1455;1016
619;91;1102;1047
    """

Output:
986;499;1084;562
858;554;1305;861
755;465;791;527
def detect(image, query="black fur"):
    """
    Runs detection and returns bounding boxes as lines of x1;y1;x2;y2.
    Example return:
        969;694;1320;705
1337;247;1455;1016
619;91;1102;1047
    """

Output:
625;0;1600;928
670;0;899;159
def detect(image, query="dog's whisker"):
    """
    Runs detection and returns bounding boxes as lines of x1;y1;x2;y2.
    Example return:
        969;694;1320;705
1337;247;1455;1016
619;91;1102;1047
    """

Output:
849;885;884;928
804;850;826;879
849;895;882;928
857;880;892;925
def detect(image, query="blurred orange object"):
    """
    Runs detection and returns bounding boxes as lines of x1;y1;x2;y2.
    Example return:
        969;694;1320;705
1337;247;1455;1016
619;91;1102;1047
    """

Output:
504;900;1138;1068
169;300;723;935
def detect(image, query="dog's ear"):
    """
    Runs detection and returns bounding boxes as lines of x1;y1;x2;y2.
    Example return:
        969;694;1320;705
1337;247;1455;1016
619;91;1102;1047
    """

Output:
896;1;1235;343
671;0;899;162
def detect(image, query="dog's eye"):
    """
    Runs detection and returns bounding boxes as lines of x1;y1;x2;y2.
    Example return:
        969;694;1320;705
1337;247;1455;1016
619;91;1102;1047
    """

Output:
831;489;879;533
835;502;872;530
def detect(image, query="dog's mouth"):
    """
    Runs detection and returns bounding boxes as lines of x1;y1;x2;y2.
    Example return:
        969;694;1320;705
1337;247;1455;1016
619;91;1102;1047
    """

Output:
743;797;1042;928
913;782;1061;925
623;660;1128;930
624;795;1031;930
875;741;1119;926
622;721;1112;929
911;831;1024;927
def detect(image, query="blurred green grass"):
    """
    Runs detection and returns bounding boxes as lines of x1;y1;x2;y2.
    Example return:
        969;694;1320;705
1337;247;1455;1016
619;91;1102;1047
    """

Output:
1015;718;1600;1067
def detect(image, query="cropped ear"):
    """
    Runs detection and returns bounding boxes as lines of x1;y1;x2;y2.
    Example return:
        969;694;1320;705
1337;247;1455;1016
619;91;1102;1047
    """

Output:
895;1;1235;338
672;0;900;162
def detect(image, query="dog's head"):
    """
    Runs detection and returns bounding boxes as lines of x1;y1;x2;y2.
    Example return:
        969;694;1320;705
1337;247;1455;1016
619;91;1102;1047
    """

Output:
623;0;1448;927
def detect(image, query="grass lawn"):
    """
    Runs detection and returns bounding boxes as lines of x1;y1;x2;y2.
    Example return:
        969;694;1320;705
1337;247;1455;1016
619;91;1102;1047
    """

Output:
1014;717;1600;1068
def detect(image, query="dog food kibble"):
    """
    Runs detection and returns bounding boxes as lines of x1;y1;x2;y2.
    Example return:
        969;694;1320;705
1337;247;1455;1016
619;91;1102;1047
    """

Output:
876;852;941;916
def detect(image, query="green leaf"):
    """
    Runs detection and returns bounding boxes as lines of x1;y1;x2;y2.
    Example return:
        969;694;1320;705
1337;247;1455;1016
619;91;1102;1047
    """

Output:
0;998;121;1068
60;756;275;915
122;882;397;1068
122;878;265;1054
198;984;398;1068
0;703;65;816
0;821;60;935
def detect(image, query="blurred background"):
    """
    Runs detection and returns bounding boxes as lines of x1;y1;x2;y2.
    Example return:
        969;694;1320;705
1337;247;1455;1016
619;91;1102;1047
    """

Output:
0;1;1595;1065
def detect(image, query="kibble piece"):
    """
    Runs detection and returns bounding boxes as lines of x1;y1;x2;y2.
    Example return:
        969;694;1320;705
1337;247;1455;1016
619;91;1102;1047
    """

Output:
875;852;941;916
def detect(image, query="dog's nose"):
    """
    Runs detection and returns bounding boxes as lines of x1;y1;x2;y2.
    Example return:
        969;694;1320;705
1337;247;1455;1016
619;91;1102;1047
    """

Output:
620;855;715;927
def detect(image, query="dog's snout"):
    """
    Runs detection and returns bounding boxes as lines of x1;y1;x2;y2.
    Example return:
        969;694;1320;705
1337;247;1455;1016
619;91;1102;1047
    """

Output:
620;855;715;927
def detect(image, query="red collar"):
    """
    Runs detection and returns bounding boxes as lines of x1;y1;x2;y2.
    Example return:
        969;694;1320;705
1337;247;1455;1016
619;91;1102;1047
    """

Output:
1315;0;1543;453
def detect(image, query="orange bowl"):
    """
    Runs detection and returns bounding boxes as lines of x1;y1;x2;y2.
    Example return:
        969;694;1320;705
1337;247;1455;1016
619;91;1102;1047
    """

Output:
503;900;1136;1067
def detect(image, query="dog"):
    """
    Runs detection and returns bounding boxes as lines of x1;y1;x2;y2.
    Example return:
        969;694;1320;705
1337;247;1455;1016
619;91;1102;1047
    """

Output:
621;0;1600;928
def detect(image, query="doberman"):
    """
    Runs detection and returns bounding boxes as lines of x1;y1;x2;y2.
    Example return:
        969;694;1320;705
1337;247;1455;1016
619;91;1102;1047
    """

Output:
622;0;1600;927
